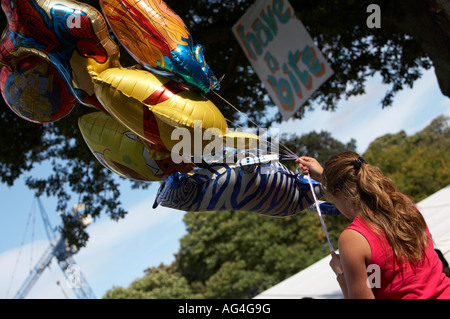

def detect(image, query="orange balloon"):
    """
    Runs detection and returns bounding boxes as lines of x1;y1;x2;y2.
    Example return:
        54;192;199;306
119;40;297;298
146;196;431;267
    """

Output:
100;0;188;71
99;0;219;92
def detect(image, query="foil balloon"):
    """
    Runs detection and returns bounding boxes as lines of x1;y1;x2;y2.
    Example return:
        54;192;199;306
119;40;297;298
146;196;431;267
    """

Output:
93;67;258;156
0;55;77;123
153;155;341;217
99;0;219;92
78;111;194;181
0;0;120;112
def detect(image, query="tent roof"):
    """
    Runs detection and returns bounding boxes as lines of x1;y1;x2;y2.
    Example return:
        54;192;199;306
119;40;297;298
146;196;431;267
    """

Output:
254;185;450;299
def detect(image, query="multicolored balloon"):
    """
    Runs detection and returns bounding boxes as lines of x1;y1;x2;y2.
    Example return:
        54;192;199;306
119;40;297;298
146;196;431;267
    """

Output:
0;55;77;123
99;0;219;92
0;0;120;113
153;156;341;217
0;0;255;172
93;67;258;156
78;111;195;181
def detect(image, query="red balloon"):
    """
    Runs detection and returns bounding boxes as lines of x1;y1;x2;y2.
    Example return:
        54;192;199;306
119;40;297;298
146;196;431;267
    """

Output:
0;55;76;123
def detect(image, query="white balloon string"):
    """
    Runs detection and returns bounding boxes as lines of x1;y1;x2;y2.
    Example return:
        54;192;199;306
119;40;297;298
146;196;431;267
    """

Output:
213;91;261;128
305;172;335;253
216;92;298;160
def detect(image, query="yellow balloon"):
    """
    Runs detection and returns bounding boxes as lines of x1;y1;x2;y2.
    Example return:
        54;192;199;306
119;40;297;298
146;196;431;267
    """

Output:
78;111;194;181
92;67;259;156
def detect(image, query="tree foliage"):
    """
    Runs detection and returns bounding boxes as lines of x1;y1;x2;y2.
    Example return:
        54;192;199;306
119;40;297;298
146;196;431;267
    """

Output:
0;0;448;247
364;115;450;202
281;131;357;170
103;264;200;299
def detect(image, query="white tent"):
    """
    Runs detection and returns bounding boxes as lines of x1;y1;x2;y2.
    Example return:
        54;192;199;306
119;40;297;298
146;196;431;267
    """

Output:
254;184;450;299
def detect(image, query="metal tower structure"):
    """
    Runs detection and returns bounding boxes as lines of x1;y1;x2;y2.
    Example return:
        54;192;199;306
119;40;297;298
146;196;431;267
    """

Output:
13;197;96;299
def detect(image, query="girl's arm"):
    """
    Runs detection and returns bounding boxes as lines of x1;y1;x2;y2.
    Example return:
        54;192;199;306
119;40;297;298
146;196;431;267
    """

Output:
335;229;375;299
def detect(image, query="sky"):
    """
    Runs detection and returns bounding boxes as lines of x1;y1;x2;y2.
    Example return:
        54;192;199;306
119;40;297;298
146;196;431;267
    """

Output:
1;65;450;299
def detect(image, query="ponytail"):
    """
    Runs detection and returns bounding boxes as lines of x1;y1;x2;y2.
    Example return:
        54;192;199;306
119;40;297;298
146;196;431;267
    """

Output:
323;151;429;264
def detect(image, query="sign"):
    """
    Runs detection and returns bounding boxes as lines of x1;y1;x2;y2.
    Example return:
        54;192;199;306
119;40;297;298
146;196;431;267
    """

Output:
232;0;334;120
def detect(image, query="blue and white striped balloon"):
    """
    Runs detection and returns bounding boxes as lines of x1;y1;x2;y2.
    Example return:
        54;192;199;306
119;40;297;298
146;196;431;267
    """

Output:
153;157;340;217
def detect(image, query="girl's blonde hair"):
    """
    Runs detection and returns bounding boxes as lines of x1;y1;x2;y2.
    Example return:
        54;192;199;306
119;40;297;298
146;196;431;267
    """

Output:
322;151;429;264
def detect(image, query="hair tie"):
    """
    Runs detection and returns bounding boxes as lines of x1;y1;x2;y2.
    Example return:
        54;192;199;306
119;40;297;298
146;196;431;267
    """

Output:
352;156;365;171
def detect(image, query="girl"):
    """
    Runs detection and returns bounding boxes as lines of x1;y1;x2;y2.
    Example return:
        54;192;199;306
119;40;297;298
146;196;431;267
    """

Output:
297;151;450;299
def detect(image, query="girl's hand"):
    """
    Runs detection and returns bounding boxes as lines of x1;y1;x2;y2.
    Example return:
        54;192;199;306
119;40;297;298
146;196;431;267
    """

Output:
296;156;324;182
329;251;343;275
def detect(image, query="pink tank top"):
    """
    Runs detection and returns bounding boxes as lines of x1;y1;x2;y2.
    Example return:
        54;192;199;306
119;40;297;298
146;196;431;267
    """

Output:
347;216;450;299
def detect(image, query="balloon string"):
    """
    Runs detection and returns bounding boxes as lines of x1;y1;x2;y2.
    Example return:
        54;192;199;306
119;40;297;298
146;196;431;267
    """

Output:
213;91;260;128
305;172;335;253
214;91;298;160
224;117;295;160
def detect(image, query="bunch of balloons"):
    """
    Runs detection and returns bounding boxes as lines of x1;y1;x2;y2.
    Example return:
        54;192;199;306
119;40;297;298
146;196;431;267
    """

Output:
0;0;338;217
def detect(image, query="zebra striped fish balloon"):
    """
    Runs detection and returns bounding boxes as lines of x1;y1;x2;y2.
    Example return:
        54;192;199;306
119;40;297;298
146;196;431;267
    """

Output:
153;157;340;217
